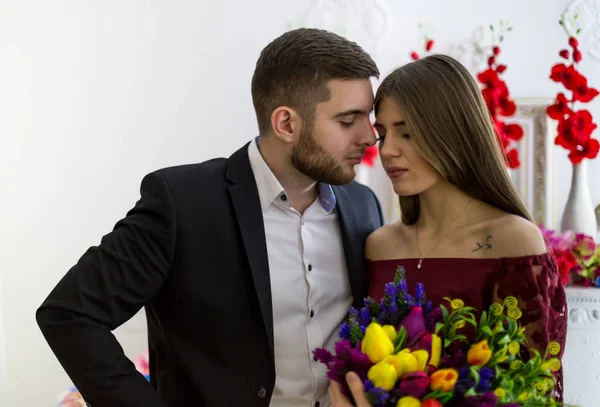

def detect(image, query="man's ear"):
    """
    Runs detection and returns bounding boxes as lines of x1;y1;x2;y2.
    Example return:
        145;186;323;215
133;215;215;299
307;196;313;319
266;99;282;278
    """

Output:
270;106;302;143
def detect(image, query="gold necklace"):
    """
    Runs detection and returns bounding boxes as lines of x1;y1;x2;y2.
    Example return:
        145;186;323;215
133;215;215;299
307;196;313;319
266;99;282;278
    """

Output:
415;197;474;270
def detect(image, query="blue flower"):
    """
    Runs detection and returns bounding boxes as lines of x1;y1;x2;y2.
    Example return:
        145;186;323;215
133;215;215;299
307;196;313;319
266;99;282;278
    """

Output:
476;367;495;392
339;323;351;340
364;380;390;406
414;282;426;305
359;307;372;328
595;276;600;287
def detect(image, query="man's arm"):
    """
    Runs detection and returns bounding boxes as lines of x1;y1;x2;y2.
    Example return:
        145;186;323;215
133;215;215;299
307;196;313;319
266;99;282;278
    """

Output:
36;171;175;406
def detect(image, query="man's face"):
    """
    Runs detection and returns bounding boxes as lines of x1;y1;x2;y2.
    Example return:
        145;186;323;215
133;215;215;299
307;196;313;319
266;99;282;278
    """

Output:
291;79;377;185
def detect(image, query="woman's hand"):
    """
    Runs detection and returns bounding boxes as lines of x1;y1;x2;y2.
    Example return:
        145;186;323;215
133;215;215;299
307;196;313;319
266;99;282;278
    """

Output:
328;372;372;407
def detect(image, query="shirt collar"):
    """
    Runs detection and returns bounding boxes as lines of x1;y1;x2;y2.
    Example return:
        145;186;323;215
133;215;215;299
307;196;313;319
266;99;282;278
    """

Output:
247;137;336;213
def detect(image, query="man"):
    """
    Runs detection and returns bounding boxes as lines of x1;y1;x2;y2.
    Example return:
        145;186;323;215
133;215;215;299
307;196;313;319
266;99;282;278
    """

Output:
37;28;383;406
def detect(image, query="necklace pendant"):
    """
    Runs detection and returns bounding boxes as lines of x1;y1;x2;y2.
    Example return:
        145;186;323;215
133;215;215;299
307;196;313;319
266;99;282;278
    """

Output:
417;259;423;270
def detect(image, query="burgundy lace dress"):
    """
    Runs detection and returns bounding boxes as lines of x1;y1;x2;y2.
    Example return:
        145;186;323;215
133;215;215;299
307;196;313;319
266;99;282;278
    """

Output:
368;253;567;400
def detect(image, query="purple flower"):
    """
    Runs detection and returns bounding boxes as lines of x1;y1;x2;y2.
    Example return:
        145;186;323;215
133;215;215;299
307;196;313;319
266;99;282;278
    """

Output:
476;368;494;392
326;340;372;386
398;371;430;398
425;306;442;333
339;323;351;340
359;308;372;328
364;380;390;406
398;306;426;343
312;348;333;366
414;283;426;305
456;392;498;407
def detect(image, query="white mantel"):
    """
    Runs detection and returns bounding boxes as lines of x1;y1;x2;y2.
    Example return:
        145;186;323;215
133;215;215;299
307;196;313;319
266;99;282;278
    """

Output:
562;287;600;407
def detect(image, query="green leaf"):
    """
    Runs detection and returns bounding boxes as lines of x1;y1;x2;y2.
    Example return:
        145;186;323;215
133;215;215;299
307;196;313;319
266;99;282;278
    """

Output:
507;27;513;31
559;20;564;25
577;28;582;34
481;325;493;337
500;35;505;42
440;304;449;321
490;24;494;31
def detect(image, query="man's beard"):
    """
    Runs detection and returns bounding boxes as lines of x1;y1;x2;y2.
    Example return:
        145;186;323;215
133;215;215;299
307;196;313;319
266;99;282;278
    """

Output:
291;126;357;186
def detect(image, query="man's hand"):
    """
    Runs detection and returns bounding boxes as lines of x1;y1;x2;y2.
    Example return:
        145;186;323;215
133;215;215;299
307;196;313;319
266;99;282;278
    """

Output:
328;372;372;407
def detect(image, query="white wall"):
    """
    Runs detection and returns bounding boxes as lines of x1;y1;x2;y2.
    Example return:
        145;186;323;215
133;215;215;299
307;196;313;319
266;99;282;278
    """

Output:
1;0;599;405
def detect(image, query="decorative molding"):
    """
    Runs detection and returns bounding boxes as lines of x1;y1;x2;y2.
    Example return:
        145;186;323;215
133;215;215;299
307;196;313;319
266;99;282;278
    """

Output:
565;0;600;63
286;0;393;61
510;98;557;229
565;287;600;326
445;25;490;75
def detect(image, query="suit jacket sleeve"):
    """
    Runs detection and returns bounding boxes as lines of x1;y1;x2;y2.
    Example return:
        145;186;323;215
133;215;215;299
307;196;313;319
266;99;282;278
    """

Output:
36;171;175;406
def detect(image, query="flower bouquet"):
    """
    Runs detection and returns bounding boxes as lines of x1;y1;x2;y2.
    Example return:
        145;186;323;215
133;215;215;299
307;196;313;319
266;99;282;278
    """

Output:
313;267;563;406
540;225;600;287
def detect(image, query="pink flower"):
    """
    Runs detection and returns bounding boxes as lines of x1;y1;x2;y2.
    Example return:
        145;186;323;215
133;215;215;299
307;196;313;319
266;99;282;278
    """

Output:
573;233;596;260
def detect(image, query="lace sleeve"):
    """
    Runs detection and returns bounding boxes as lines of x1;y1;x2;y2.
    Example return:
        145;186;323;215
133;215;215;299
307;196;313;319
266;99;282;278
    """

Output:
494;253;568;400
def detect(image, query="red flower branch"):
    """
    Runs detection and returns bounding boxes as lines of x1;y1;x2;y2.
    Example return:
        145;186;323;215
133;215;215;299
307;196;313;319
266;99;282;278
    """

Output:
476;21;523;169
409;23;435;60
547;12;599;164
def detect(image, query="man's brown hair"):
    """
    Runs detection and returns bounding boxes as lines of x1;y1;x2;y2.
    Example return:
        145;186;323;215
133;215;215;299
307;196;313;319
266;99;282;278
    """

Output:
251;28;379;135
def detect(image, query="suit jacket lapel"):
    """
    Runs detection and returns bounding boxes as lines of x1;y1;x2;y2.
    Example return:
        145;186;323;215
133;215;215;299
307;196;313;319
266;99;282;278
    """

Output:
226;143;274;359
333;186;366;308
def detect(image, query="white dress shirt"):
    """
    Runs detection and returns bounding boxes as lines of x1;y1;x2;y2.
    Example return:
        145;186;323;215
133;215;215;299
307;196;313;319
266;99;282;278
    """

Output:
247;139;352;407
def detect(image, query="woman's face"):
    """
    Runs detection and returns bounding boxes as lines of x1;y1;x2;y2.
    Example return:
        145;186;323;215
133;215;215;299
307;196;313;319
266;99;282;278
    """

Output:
374;97;442;196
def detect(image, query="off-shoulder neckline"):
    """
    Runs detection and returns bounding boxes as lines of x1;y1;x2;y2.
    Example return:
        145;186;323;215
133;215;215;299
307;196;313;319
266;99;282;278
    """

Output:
367;253;552;264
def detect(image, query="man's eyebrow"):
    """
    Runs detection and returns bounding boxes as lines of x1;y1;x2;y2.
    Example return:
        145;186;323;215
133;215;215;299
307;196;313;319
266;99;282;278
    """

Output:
332;109;369;119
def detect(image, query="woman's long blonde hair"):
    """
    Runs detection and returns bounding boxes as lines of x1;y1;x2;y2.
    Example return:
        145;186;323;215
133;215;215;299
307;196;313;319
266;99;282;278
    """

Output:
375;54;532;225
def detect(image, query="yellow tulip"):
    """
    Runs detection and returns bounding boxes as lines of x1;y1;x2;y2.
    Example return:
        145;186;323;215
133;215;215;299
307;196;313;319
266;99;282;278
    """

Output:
361;323;394;363
397;396;421;407
467;340;492;367
429;334;442;368
411;350;429;371
430;368;459;392
385;352;419;376
368;360;398;390
382;325;397;342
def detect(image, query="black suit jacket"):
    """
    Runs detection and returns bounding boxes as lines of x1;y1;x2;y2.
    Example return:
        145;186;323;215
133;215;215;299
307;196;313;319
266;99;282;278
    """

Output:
36;143;384;406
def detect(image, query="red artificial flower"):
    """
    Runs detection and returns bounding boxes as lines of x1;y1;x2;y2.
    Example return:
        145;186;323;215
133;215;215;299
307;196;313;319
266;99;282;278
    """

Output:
554;249;578;286
410;51;419;60
503;123;524;141
426;39;435;51
488;56;496;67
496;64;507;73
548;28;598;165
572;80;599;103
569;36;579;48
550;63;586;91
493;46;501;55
556;110;598;148
362;145;378;167
546;93;572;120
505;148;520;169
498;97;517;116
568;138;600;163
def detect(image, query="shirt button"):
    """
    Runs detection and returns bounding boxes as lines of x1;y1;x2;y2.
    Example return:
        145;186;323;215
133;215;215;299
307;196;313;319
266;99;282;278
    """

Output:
257;386;267;398
308;264;312;271
310;310;315;318
315;402;321;407
280;194;287;201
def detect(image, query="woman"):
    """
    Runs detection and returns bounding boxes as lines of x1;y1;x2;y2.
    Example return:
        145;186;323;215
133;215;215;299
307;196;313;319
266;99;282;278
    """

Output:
329;54;567;405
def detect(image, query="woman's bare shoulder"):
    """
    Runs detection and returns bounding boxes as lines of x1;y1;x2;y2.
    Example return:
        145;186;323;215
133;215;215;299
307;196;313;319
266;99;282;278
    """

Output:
479;214;547;258
365;222;412;261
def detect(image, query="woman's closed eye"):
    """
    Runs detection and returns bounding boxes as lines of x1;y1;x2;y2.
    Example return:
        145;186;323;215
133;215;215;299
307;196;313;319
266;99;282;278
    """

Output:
339;120;355;128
